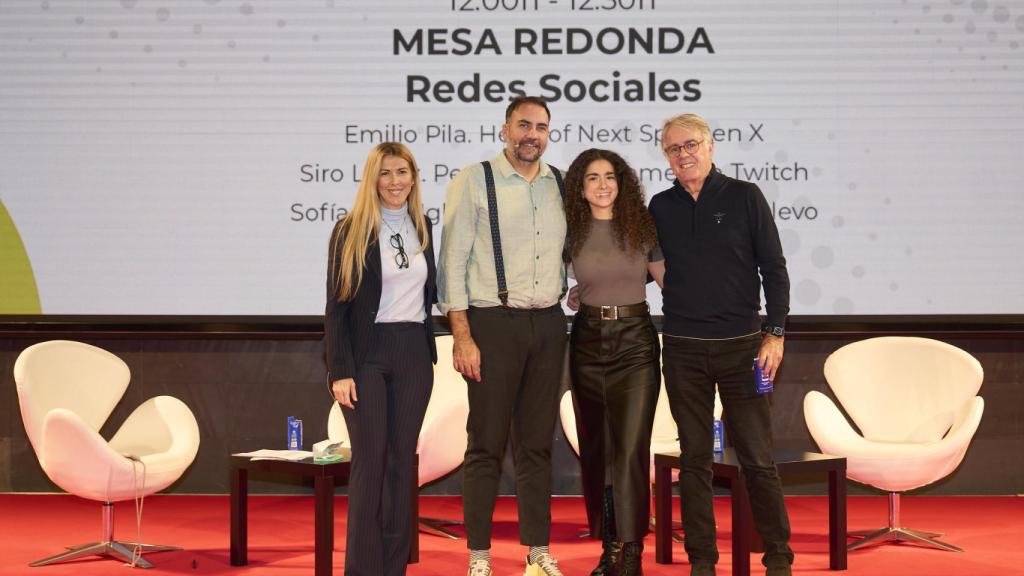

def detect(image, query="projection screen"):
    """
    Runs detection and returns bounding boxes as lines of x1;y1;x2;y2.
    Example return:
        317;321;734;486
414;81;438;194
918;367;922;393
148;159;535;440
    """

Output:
1;0;1022;315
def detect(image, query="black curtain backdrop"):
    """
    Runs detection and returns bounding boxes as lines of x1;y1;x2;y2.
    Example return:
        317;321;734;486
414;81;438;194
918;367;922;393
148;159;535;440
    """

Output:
2;317;1022;496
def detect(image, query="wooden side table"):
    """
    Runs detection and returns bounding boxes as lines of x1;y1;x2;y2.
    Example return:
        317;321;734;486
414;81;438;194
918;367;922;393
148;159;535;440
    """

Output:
654;448;846;576
229;450;419;576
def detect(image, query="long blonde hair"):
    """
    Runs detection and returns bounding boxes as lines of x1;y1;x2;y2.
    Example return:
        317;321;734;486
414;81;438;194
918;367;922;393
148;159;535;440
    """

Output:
329;142;430;301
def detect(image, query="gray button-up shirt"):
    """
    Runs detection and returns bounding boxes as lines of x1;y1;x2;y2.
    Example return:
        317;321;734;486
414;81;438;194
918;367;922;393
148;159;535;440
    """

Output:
438;151;566;313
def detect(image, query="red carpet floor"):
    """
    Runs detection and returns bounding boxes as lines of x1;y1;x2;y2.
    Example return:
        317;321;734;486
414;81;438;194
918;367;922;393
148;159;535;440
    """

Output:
0;494;1021;575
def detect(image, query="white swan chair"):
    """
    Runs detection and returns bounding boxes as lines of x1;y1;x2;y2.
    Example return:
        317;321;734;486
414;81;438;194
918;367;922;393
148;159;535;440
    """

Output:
804;336;984;552
14;340;200;568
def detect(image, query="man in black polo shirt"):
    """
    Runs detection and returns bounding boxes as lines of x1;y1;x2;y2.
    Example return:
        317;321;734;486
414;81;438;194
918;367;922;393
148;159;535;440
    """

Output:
648;113;794;576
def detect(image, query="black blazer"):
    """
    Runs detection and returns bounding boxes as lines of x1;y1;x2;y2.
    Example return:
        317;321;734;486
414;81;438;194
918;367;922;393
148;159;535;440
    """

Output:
325;220;437;382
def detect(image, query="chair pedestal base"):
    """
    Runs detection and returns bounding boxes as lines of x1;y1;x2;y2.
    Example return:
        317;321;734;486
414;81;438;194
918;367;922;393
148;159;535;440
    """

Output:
31;541;181;568
849;528;942;539
848;527;961;552
848;492;961;552
419;517;463;539
29;501;180;568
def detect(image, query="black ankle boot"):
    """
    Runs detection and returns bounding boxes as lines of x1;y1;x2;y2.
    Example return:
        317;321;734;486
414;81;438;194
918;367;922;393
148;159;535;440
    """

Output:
590;486;622;576
619;541;643;576
590;540;623;576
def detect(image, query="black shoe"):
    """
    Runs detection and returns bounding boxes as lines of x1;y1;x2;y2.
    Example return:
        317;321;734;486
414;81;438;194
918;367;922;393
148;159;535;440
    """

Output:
619;541;643;576
589;540;623;576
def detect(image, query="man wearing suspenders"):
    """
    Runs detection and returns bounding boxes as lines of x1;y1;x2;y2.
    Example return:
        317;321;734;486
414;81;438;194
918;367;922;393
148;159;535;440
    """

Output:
438;96;568;576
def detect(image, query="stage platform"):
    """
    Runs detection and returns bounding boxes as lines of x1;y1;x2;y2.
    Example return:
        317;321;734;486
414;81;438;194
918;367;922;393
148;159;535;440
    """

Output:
1;494;1020;575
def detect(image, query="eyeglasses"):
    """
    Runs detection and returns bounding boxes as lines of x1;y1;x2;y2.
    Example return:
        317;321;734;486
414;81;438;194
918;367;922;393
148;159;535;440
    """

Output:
664;140;704;157
389;233;409;269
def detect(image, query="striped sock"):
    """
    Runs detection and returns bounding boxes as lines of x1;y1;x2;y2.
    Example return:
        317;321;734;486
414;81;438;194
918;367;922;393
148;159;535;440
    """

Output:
469;549;490;565
528;545;550;564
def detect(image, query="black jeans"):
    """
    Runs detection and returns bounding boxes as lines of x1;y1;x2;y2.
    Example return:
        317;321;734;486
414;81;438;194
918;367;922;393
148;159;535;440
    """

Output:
462;305;567;550
662;333;794;568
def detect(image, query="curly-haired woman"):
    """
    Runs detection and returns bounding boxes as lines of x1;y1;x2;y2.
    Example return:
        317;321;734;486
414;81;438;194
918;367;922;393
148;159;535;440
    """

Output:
564;148;665;576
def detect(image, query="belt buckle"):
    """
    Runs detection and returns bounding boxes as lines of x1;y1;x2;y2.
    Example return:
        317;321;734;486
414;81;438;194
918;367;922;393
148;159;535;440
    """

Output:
600;305;618;320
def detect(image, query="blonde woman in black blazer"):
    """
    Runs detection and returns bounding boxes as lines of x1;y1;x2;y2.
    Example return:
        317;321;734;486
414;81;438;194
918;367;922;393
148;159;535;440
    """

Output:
325;142;436;576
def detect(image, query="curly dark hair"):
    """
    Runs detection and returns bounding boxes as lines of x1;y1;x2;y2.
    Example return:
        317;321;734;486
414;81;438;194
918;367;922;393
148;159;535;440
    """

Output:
563;148;658;260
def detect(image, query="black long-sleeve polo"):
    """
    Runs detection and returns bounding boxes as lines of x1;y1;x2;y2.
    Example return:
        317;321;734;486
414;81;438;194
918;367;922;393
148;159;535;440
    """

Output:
649;166;790;339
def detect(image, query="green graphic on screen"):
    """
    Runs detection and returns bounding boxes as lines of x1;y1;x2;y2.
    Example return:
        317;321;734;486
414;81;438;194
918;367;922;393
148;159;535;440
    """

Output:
0;199;41;313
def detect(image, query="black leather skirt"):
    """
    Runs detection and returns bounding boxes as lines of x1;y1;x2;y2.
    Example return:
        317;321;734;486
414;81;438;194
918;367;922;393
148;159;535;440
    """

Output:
569;303;660;541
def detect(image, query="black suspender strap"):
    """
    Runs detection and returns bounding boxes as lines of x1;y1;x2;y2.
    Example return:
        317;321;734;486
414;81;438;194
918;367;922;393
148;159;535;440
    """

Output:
481;160;509;306
481;160;568;306
550;165;565;196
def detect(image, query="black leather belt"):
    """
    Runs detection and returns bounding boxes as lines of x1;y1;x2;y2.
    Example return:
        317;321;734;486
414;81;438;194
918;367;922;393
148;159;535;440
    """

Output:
580;302;649;320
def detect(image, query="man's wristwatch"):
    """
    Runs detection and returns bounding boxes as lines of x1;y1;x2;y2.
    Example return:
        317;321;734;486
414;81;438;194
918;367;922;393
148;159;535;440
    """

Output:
762;324;785;337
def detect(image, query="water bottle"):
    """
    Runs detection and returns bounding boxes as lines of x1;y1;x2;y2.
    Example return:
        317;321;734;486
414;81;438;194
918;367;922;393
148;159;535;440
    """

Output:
287;416;303;450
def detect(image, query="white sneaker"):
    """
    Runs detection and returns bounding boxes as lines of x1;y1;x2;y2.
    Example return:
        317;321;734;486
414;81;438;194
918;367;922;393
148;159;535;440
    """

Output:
524;553;563;576
468;558;492;576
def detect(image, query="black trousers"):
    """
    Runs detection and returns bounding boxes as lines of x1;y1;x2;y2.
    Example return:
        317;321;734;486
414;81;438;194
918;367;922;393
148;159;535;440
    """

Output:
662;332;794;568
463;305;567;550
341;323;433;576
569;309;660;542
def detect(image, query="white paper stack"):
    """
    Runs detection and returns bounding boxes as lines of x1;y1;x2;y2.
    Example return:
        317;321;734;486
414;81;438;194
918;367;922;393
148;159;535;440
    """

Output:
233;449;314;461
